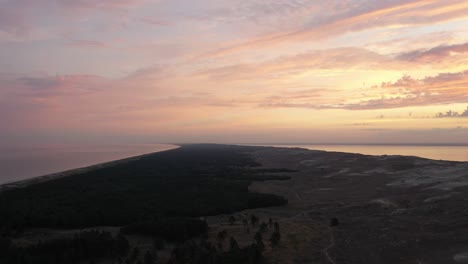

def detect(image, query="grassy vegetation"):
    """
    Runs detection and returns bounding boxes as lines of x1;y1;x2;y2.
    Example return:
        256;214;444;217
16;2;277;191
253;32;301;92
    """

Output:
0;144;290;263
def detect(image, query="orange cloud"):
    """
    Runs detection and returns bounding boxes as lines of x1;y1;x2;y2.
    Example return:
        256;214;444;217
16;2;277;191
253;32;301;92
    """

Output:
258;70;468;110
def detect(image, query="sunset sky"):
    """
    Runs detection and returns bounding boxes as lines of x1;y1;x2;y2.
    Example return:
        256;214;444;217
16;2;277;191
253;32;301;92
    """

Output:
1;0;468;145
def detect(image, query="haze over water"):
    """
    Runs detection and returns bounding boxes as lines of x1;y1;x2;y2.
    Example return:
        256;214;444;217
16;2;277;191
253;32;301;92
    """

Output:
256;144;468;162
0;144;177;185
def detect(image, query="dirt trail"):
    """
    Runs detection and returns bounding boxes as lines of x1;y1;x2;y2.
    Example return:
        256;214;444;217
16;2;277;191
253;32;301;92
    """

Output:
323;226;336;264
283;187;338;264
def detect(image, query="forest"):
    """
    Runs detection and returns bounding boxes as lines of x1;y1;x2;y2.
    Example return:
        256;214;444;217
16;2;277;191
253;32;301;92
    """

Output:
0;144;290;263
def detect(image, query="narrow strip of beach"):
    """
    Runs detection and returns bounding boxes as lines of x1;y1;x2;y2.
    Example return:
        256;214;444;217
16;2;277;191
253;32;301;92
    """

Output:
0;144;179;191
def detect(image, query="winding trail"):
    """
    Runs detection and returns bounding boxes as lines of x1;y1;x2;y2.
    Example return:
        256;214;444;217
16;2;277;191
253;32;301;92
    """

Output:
291;186;337;264
323;226;337;264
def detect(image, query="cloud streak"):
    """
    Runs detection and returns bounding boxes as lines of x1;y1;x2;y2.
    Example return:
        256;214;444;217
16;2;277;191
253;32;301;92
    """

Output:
0;0;148;39
196;47;406;81
398;42;468;62
201;0;468;58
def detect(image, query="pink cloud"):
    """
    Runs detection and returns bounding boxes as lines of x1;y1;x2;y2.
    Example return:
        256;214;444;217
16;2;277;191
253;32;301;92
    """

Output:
140;17;169;27
65;40;109;48
200;0;468;58
0;0;148;38
398;42;468;62
58;0;146;9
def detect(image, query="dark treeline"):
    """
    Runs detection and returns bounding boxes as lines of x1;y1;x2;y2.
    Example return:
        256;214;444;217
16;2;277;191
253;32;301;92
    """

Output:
167;214;282;264
120;217;208;242
168;239;264;264
0;230;129;264
0;145;287;230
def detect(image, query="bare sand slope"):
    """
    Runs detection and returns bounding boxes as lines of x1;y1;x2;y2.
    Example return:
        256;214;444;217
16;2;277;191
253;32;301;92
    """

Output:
245;147;468;264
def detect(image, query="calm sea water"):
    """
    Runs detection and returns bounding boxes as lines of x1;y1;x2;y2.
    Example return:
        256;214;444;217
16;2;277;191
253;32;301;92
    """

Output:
255;144;468;162
0;144;177;185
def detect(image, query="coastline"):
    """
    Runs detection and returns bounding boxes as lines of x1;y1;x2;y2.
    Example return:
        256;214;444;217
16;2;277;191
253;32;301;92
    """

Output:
3;144;468;263
0;145;179;191
248;143;468;162
2;143;466;192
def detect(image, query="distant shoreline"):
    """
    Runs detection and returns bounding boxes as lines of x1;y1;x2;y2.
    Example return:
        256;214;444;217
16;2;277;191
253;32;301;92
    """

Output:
247;144;468;162
0;145;179;191
244;143;468;147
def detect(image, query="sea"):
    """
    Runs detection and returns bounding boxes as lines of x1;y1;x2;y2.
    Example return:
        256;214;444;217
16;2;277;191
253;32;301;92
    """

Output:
254;144;468;162
0;144;177;185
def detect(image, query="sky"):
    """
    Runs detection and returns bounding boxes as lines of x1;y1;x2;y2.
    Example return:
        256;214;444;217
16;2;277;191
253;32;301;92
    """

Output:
1;0;468;145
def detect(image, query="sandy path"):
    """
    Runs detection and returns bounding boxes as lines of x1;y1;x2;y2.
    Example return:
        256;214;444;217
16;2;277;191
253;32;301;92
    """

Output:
323;226;337;264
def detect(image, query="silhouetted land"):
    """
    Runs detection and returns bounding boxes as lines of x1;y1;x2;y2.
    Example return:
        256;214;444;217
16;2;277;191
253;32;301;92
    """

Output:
0;144;289;263
3;144;468;264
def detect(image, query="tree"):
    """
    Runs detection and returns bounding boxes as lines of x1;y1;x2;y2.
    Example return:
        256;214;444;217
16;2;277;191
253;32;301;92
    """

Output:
217;230;227;242
229;237;240;252
330;218;339;227
144;250;156;264
250;215;259;226
153;237;165;250
259;222;268;233
270;232;281;249
248;243;264;263
0;237;11;255
254;232;262;243
254;232;264;252
130;247;140;262
228;215;236;225
274;222;280;233
242;219;248;227
115;233;130;256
